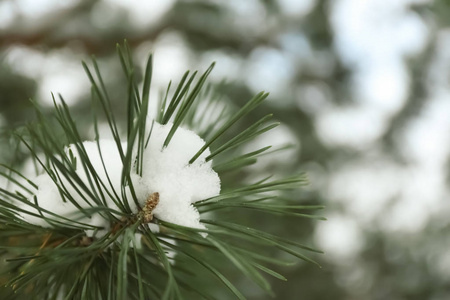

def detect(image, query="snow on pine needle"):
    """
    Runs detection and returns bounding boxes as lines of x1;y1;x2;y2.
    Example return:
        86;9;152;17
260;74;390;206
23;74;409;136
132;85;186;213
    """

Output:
0;42;324;300
20;123;220;233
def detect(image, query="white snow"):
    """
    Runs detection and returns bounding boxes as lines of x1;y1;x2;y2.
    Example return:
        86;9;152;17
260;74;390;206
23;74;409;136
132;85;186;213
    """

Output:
138;122;221;229
19;120;221;236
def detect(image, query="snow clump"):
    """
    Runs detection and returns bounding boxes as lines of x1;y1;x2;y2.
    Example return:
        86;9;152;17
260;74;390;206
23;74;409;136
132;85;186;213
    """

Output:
20;121;221;236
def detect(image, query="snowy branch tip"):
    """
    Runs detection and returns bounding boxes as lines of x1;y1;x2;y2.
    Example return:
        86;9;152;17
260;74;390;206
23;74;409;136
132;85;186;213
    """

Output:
20;120;221;236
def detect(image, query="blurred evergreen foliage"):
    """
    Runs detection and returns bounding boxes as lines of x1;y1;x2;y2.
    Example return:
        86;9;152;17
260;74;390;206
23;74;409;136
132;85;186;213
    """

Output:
0;64;36;125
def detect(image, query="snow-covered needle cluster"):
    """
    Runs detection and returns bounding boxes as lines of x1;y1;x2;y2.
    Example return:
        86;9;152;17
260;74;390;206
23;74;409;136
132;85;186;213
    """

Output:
0;43;324;300
22;122;220;233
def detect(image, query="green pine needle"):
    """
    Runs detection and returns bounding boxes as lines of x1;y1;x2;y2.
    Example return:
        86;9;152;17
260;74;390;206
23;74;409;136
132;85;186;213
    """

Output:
0;41;324;300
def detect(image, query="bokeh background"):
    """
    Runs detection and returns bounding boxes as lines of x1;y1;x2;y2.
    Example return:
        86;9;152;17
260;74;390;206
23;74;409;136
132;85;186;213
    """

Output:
1;0;449;299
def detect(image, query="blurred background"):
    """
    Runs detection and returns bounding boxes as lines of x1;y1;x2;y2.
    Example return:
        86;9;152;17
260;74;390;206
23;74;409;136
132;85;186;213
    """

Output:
1;0;449;299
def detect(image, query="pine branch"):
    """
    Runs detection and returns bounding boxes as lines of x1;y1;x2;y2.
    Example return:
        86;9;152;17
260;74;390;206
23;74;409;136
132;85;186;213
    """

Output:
0;41;324;300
